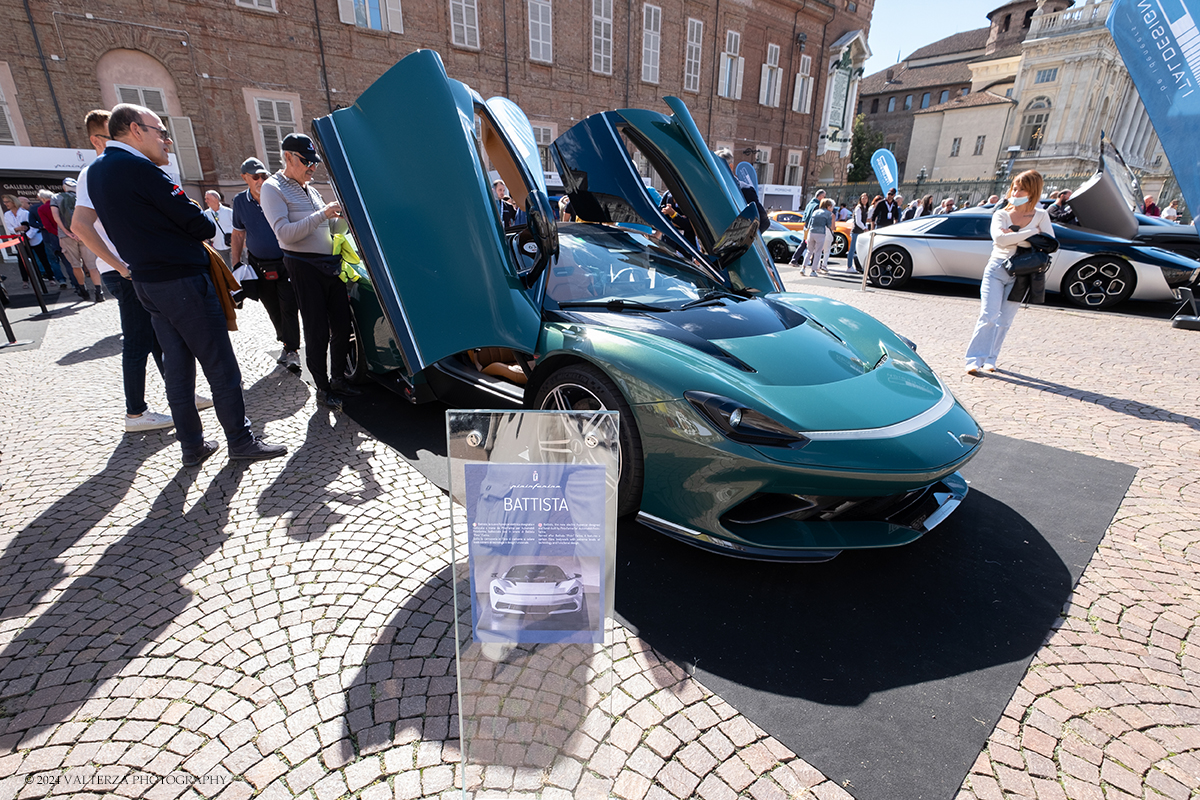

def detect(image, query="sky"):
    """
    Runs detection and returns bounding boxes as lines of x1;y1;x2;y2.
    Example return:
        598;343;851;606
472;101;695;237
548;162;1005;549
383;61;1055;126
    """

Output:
862;0;1003;77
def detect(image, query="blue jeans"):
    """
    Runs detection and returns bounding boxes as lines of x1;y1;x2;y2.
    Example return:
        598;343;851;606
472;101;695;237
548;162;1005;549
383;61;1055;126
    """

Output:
41;232;68;283
849;230;862;269
133;273;254;455
102;272;164;416
965;256;1021;368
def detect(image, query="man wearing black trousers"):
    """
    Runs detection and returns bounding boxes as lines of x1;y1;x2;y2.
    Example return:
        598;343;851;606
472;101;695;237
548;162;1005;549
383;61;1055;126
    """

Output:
260;133;358;412
84;103;287;467
231;157;302;373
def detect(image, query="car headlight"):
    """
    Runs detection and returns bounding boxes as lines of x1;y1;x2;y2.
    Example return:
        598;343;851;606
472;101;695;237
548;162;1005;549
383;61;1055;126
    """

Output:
493;586;505;595
567;587;580;595
684;391;811;448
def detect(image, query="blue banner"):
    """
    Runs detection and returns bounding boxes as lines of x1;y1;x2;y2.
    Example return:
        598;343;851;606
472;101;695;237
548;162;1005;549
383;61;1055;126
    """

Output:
870;148;900;194
1108;0;1200;214
735;161;760;198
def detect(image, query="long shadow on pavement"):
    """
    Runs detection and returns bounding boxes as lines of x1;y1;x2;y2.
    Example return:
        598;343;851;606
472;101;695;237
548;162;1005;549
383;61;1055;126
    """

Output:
0;434;175;622
255;406;383;541
0;464;245;745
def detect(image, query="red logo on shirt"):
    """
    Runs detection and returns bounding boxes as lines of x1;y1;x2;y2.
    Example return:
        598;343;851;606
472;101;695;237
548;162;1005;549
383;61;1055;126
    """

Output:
171;184;185;197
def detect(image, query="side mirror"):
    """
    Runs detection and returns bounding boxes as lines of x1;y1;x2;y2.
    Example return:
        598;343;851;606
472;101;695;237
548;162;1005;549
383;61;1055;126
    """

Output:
491;573;499;578
710;204;762;269
573;573;582;579
522;188;560;287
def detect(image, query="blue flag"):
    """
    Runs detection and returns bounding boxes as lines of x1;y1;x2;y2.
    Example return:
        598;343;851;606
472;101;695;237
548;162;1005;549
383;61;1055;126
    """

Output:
870;148;899;195
735;161;760;198
1107;0;1200;213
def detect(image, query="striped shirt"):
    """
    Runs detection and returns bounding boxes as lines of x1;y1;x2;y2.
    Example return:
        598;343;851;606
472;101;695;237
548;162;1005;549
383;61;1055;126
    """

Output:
260;172;342;255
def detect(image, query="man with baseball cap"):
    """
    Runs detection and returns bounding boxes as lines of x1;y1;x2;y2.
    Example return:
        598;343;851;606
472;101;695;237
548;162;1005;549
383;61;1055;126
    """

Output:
232;157;301;373
261;133;357;412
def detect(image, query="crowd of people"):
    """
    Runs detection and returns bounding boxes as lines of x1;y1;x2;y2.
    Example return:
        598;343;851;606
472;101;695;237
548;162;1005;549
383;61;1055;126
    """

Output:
0;103;369;467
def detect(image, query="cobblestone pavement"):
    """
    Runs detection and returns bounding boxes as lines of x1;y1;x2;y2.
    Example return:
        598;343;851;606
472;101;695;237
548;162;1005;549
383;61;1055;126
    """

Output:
0;266;1197;800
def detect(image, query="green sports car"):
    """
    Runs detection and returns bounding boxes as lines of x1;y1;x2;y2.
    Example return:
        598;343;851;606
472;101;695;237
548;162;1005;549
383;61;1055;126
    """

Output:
312;50;983;562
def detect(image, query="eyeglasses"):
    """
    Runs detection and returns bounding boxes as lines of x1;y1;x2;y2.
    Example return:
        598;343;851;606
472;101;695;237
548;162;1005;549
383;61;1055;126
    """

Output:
134;121;172;140
293;154;317;168
249;174;269;181
92;133;112;141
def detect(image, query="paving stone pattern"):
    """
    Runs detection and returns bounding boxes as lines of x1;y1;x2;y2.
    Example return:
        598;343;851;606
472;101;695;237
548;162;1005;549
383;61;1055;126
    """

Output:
1;267;1197;799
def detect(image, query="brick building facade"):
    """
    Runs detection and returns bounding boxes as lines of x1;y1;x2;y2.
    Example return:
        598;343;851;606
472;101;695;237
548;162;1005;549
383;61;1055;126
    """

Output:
1;0;873;205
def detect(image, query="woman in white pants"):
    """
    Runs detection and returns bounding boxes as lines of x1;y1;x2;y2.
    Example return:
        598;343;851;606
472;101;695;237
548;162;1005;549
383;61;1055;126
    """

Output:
964;170;1053;374
803;198;835;276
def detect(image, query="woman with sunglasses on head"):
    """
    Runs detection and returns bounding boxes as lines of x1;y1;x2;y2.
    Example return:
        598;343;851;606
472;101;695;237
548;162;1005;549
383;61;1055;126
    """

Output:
964;169;1053;375
261;133;356;412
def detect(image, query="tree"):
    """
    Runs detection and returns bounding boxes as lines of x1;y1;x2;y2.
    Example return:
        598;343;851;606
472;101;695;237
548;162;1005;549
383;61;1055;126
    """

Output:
848;114;884;182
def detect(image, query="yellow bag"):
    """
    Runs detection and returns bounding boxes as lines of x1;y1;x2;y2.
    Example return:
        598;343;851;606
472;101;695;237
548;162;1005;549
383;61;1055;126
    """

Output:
332;232;361;283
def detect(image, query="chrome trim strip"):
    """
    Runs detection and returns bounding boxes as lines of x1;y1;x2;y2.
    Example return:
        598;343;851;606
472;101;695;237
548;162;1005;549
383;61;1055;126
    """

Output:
637;512;745;550
920;495;961;532
802;379;956;441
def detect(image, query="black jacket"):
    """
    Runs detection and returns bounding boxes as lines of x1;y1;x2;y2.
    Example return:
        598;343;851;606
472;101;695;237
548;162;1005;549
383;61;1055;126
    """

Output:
85;146;215;282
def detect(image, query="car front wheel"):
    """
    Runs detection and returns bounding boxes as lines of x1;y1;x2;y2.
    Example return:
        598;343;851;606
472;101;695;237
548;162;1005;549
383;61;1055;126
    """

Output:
767;239;791;263
829;232;849;257
345;310;371;384
1061;256;1135;309
533;363;644;517
867;245;913;289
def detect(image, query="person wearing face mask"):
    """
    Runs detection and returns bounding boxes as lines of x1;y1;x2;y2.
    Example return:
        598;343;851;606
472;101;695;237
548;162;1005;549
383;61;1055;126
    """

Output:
964;170;1053;375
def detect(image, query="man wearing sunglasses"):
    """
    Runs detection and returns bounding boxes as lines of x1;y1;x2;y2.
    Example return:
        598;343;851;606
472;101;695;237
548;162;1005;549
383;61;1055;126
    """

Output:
83;103;287;466
231;157;301;373
260;133;356;412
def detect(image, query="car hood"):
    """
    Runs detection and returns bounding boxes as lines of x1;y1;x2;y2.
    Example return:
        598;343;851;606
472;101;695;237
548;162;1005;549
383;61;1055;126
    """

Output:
558;294;947;431
551;98;779;295
1066;139;1143;240
312;49;548;376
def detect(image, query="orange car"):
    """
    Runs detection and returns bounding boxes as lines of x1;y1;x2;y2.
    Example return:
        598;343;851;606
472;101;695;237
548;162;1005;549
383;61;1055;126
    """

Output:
767;209;854;257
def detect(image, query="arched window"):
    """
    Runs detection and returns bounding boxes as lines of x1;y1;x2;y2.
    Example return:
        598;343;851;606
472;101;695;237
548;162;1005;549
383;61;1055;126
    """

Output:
1018;97;1051;151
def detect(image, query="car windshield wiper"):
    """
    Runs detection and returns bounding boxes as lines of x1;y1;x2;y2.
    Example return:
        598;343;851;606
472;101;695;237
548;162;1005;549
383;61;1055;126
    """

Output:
679;289;750;310
556;299;674;313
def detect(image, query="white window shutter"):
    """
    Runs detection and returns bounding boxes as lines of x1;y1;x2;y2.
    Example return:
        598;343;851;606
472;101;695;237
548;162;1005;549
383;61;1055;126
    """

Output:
167;116;203;181
142;89;168;115
117;86;141;105
734;57;744;100
769;71;782;107
759;64;770;105
792;77;803;112
386;0;404;32
718;57;729;98
0;107;16;146
337;0;356;24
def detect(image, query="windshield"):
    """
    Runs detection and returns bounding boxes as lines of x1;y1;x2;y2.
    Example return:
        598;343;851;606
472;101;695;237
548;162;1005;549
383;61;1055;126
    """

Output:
767;220;790;232
545;223;719;308
504;564;568;582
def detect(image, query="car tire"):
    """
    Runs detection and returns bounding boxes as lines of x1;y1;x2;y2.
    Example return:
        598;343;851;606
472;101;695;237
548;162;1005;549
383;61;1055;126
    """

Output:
867;245;913;289
767;239;791;263
533;363;644;517
829;232;849;258
346;310;370;384
1061;256;1135;310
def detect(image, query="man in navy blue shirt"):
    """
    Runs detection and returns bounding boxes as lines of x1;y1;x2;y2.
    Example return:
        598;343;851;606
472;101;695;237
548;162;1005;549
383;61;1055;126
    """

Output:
85;104;286;467
231;157;301;373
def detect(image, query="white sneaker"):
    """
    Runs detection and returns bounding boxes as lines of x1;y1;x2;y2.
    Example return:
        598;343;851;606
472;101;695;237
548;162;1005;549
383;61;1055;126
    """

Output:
126;411;174;432
195;393;214;410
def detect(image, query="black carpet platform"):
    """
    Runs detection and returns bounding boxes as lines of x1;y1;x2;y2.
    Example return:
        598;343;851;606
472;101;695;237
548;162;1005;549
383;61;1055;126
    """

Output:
347;390;1136;799
613;434;1135;800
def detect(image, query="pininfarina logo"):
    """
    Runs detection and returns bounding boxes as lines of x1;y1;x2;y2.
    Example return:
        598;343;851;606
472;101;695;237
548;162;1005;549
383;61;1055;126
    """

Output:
1136;0;1199;97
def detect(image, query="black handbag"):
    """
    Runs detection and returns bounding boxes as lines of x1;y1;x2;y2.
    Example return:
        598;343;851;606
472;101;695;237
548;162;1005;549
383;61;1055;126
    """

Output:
1004;249;1051;276
1004;233;1057;276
